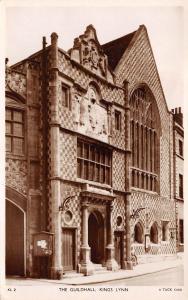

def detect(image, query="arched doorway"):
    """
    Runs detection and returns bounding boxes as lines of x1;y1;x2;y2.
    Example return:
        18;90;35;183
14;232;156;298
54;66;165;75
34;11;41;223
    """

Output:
6;200;25;276
88;211;104;264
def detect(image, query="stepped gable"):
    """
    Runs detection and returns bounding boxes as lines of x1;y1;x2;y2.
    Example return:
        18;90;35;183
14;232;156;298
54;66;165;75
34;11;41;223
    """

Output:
102;30;136;70
68;24;111;79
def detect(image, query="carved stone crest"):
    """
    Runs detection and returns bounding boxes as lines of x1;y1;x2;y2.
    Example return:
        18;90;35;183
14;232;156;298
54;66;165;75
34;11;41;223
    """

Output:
73;85;109;142
69;25;107;77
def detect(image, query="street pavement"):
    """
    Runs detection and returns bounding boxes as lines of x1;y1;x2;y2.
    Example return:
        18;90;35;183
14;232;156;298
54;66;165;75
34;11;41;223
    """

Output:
92;264;183;286
5;254;184;286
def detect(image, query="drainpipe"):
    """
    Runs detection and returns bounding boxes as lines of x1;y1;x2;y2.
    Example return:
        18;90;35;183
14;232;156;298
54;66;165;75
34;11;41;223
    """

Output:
124;80;133;270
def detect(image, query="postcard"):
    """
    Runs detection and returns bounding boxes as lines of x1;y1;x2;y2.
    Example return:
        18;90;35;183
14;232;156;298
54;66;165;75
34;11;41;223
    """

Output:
1;1;187;300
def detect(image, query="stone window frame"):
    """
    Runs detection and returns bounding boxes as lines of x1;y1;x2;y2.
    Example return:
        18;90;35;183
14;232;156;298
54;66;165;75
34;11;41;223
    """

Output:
114;109;121;131
6;106;25;156
179;219;184;244
179;174;183;198
61;82;71;109
179;139;183;157
130;85;161;193
77;139;112;185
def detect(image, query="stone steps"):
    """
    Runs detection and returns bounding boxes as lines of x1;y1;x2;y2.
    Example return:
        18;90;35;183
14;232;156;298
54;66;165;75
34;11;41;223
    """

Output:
63;264;108;279
93;263;106;271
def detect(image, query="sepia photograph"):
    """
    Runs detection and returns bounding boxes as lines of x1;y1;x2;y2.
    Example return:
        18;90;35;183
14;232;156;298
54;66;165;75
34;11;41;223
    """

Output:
1;1;187;299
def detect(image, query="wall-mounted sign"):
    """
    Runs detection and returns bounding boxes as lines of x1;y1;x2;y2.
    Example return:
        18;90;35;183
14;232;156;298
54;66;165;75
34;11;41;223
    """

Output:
33;231;54;256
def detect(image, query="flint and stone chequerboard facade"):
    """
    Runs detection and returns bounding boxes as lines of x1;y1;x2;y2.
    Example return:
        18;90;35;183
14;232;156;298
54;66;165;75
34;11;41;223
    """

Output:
5;24;184;279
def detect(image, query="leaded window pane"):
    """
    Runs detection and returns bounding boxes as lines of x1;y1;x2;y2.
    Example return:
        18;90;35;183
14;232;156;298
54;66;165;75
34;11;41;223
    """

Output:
13;111;22;122
77;159;82;178
77;140;112;185
6;122;11;134
6;109;12;120
13;123;23;137
13;138;23;155
6;136;11;152
6;108;24;156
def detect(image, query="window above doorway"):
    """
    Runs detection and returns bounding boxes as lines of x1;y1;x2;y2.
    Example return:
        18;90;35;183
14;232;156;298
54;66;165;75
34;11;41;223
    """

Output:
77;139;112;185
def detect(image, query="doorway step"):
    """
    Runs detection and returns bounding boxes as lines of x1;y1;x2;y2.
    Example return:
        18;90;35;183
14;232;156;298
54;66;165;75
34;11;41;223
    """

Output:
93;264;108;273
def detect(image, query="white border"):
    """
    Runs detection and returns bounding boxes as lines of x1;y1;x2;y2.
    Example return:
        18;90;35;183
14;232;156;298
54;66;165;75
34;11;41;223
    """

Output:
1;1;187;300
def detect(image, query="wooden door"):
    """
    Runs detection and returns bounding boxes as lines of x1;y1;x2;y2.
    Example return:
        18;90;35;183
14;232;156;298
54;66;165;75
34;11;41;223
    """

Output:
6;200;25;276
114;231;123;268
62;228;75;271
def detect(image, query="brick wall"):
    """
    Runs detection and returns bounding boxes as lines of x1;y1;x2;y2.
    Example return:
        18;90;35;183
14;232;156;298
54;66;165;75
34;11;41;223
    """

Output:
59;131;77;181
111;106;126;150
131;190;176;256
112;193;125;231
115;26;172;198
112;151;125;192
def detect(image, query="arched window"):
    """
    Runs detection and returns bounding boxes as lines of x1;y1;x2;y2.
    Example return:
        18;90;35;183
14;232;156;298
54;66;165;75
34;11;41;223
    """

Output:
150;222;158;244
130;86;161;192
134;222;144;243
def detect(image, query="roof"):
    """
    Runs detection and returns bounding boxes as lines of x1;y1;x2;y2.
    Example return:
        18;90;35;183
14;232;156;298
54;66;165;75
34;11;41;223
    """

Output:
102;31;136;70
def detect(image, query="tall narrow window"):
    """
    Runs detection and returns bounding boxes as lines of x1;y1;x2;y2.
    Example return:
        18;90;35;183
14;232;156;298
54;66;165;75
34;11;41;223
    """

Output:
61;84;70;109
179;219;184;244
6;108;24;155
136;123;139;168
132;121;135;165
154;131;157;173
179;140;183;157
150;130;153;172
132;170;135;186
141;125;144;169
179;174;183;198
145;127;148;171
115;110;121;131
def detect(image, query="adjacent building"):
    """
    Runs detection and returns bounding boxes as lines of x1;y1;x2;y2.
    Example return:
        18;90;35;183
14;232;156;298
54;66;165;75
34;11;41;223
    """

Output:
172;108;184;252
5;24;183;279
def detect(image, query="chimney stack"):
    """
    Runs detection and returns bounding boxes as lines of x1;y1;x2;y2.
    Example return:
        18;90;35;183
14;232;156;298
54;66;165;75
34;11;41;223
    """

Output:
43;36;47;50
51;32;58;46
172;106;183;127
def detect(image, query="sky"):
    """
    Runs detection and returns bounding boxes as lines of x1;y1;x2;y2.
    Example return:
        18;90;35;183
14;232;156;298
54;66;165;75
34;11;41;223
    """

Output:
5;5;184;110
